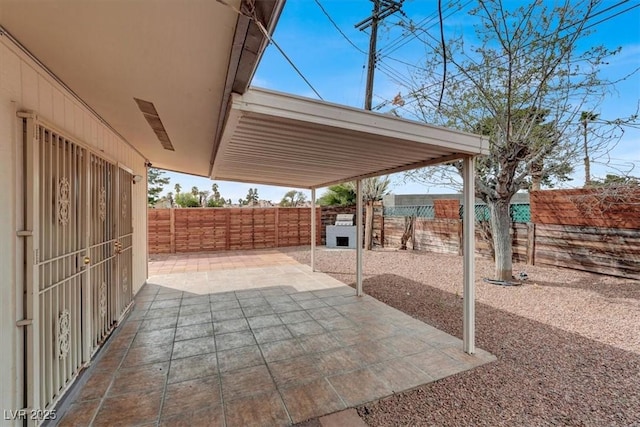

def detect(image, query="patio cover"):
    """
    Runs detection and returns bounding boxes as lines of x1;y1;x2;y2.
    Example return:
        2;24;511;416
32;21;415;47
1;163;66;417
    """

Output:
213;88;489;188
213;87;488;354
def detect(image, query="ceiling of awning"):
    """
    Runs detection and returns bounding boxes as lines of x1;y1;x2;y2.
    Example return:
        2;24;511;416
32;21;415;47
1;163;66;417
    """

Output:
0;0;283;176
213;88;489;189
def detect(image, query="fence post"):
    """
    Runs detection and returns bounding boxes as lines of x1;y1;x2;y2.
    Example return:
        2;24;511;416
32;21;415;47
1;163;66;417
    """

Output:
225;210;231;250
316;207;322;245
169;208;176;253
274;208;280;247
527;223;536;265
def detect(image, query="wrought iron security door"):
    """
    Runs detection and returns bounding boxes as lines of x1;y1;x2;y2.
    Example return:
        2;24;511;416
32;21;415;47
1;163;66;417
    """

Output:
23;118;87;412
22;114;135;417
115;166;134;318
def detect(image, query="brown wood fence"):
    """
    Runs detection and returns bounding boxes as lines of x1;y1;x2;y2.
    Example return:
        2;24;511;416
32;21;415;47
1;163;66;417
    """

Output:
529;189;640;279
148;208;322;254
149;189;639;279
382;189;639;279
383;217;529;262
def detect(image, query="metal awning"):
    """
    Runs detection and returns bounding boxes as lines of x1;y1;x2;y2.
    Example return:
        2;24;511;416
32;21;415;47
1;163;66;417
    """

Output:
213;88;489;189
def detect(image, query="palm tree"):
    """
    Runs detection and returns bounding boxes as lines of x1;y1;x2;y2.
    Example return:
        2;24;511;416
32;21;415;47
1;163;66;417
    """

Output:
174;183;181;194
198;190;210;207
191;186;199;196
318;183;356;206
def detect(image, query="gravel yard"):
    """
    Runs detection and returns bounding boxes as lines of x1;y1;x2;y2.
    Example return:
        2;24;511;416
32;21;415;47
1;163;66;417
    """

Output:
282;247;640;426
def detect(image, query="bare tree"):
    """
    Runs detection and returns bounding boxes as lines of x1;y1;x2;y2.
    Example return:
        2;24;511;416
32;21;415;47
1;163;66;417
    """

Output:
402;0;630;280
280;190;307;207
348;176;390;250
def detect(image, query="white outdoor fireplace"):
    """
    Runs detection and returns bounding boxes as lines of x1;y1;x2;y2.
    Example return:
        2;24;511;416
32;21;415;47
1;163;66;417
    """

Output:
326;214;357;249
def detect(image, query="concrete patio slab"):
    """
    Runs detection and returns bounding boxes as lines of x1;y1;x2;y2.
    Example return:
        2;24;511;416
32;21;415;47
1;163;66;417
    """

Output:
55;250;495;426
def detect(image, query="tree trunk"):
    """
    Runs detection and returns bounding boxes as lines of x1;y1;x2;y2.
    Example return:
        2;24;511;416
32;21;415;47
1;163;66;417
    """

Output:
530;161;543;191
400;216;414;250
364;201;374;250
488;199;512;280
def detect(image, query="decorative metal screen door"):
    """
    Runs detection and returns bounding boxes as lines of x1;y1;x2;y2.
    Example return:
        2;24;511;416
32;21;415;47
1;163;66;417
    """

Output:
115;166;134;318
87;161;134;353
88;153;117;354
22;115;134;418
22;116;88;413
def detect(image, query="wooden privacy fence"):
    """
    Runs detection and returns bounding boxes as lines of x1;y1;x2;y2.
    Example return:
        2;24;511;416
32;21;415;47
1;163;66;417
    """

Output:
530;188;640;279
149;208;322;253
382;192;640;280
148;205;383;254
149;189;640;279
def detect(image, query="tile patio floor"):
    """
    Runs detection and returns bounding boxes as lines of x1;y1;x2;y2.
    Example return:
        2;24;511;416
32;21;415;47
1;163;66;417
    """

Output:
56;249;495;427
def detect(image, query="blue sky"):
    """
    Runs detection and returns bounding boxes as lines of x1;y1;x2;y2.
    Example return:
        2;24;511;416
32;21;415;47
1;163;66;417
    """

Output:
162;0;640;203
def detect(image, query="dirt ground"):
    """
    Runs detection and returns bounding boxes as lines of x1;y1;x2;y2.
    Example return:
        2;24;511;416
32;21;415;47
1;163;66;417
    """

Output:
283;247;640;426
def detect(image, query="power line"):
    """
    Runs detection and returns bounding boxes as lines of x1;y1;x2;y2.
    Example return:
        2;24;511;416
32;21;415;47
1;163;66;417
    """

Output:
373;0;639;111
314;0;367;55
377;1;465;56
251;17;324;100
379;0;473;57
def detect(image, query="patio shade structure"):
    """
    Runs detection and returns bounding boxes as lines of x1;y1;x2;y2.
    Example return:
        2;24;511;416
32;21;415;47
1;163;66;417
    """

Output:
214;87;489;353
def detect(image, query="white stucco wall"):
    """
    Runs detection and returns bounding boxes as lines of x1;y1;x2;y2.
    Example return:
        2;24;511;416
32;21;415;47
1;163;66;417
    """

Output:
0;33;148;425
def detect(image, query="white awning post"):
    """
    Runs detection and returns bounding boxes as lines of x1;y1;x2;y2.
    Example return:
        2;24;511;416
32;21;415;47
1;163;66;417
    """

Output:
311;188;316;272
462;156;476;354
356;179;363;296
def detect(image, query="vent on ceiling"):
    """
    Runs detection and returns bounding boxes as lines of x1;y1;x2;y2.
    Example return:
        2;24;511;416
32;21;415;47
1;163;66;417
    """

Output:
134;98;175;151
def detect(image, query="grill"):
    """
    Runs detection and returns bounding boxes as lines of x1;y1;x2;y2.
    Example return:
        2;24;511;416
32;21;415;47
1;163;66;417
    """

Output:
326;214;357;248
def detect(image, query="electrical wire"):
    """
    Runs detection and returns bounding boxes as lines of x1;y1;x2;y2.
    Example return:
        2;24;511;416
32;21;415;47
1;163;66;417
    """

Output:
314;0;367;55
379;0;474;58
374;1;639;111
217;0;324;100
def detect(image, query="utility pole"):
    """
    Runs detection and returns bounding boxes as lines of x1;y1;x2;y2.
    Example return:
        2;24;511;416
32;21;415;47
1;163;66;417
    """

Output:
356;0;404;111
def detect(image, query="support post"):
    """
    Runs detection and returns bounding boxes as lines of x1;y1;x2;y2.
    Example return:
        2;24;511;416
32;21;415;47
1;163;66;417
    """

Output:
462;156;475;354
356;180;363;296
311;189;316;272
